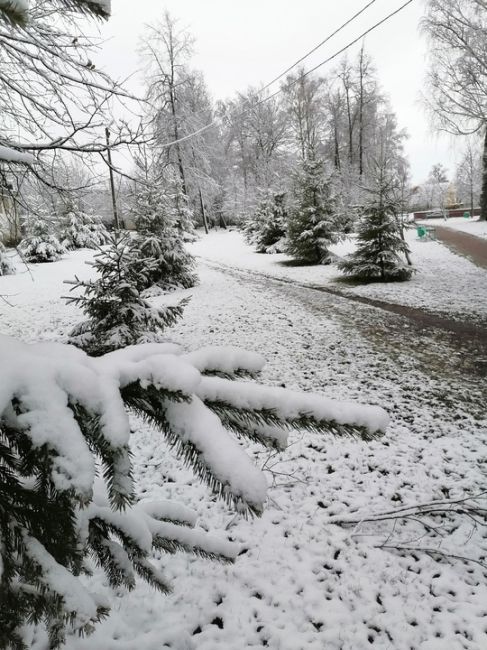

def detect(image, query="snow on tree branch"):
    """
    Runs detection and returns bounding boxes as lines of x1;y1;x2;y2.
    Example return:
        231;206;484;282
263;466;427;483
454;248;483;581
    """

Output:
197;375;389;437
0;144;35;164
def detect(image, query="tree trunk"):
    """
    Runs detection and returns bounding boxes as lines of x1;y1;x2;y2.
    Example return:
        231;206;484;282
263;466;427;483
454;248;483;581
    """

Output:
345;87;353;166
167;37;188;200
198;186;209;234
396;215;412;266
358;47;365;177
480;125;487;221
333;118;341;170
169;86;187;196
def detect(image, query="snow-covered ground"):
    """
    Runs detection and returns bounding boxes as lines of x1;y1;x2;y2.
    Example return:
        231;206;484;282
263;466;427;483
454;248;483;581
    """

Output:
188;229;487;325
2;248;487;650
417;216;487;240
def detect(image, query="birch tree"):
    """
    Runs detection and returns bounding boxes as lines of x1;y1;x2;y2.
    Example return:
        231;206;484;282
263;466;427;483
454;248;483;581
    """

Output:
0;0;144;218
142;12;221;229
455;137;482;214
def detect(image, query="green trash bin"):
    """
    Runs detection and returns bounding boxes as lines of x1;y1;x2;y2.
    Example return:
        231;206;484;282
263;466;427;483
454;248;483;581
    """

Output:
463;211;471;219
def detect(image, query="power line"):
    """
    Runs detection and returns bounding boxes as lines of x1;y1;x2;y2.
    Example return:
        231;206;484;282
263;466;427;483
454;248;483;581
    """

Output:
157;0;380;148
258;0;415;106
259;0;378;94
158;0;415;149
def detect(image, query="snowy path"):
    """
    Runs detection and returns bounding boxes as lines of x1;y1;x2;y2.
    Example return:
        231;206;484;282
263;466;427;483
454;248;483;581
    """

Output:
201;257;487;348
188;230;487;327
417;217;487;241
63;260;486;650
434;226;487;271
3;251;486;650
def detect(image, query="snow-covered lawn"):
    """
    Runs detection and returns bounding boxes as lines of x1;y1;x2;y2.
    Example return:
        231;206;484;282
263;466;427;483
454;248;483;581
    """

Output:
188;229;487;324
2;248;487;650
418;216;487;240
0;249;94;341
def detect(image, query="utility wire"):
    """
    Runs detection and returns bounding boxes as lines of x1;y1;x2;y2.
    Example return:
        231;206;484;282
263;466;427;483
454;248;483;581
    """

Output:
158;0;415;149
259;0;378;94
257;0;415;107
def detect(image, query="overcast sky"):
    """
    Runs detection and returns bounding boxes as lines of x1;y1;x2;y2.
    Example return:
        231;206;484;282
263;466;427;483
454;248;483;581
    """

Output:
97;0;462;184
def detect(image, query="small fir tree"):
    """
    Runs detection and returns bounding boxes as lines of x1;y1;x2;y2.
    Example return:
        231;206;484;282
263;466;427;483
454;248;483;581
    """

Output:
0;241;15;275
18;216;65;263
244;192;288;254
287;158;339;264
67;233;186;356
60;209;109;250
134;180;197;293
339;173;414;282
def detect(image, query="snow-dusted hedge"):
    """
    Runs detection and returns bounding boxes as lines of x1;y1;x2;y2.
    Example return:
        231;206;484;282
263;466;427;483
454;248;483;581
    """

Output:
0;335;388;647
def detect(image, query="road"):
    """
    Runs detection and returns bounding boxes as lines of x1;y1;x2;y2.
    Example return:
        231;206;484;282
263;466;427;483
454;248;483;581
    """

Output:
435;225;487;270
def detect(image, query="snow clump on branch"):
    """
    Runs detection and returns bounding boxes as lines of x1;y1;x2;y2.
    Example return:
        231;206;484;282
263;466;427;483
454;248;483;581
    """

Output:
0;335;388;646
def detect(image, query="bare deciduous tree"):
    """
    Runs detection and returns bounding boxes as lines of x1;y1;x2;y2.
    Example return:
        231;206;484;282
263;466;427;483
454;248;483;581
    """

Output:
0;0;147;221
455;137;482;214
422;0;487;220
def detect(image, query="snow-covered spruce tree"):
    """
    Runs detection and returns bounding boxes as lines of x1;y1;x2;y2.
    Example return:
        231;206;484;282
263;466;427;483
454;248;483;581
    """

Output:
133;179;197;293
0;334;388;649
244;192;288;254
338;170;414;282
287;158;339;264
67;233;186;356
18;216;65;263
0;241;15;275
60;209;109;250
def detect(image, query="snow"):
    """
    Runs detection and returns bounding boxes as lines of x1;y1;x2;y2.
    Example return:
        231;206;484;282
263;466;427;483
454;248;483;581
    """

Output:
197;375;389;434
23;533;100;625
87;504;154;552
3;246;487;650
183;346;265;375
188;229;487;324
96;351;202;396
164;396;269;513
0;144;34;164
145;517;239;561
138;500;197;527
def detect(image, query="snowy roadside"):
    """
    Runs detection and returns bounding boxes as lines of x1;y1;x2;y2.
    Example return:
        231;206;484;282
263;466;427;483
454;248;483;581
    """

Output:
416;216;487;240
188;229;487;325
2;248;486;650
0;249;94;342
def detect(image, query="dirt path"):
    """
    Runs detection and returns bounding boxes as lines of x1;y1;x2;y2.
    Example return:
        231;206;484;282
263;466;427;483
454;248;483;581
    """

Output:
435;225;487;270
